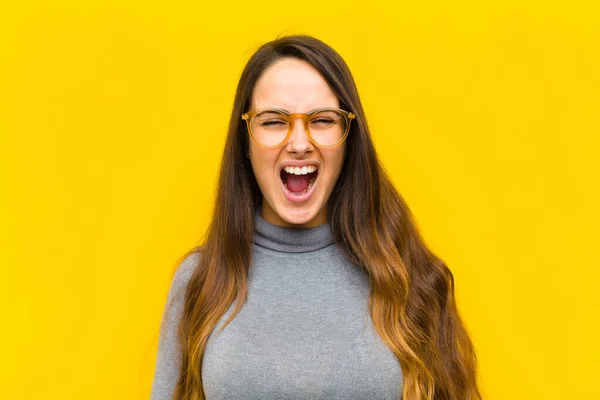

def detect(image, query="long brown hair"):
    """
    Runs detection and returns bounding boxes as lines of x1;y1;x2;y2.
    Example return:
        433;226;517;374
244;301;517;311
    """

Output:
172;35;481;400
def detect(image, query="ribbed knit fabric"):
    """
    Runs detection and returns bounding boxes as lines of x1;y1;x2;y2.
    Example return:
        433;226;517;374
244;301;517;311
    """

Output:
150;208;403;399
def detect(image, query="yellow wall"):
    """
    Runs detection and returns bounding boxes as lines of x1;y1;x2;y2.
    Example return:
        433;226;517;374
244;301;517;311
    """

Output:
1;1;598;399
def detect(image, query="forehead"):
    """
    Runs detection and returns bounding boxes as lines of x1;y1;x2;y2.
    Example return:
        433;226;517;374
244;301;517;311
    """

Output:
251;58;339;112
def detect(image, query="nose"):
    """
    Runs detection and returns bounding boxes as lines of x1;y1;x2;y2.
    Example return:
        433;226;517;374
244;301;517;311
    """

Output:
285;116;313;154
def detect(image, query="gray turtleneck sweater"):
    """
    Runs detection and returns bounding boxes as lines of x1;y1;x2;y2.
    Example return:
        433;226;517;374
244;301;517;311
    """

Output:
150;209;403;399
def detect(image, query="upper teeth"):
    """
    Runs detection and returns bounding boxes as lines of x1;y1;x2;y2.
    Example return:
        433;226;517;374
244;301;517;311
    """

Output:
283;165;317;175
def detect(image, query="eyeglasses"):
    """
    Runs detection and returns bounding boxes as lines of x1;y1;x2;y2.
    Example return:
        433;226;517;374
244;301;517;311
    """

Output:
241;107;355;148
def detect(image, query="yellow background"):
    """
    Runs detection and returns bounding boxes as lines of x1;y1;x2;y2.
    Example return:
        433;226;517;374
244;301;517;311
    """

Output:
1;0;598;399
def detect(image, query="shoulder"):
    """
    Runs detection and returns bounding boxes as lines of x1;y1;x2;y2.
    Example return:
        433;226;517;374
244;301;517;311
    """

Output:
166;249;202;303
173;250;201;286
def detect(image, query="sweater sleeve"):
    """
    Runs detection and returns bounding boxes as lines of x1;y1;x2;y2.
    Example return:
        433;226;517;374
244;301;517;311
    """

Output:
150;251;201;400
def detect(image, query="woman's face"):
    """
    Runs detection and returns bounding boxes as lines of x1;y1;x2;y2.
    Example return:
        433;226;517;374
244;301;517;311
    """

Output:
248;57;346;228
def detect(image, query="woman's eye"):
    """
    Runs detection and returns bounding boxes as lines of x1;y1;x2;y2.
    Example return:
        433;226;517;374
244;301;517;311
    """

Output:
311;118;335;126
261;120;286;126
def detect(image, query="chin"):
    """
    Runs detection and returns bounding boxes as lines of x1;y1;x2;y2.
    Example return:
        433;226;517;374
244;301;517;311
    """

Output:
281;206;316;224
273;201;322;228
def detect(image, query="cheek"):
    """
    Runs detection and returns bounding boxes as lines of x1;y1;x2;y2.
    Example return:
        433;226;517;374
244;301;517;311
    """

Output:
249;146;279;185
324;148;346;180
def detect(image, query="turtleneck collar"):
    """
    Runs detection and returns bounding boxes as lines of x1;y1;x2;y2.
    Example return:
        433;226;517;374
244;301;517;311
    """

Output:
253;206;336;253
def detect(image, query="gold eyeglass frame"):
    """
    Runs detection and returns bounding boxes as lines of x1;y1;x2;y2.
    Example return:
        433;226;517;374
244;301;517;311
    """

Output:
241;107;356;148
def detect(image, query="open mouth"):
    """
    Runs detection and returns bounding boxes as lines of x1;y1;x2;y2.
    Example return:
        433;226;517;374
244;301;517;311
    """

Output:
280;165;319;197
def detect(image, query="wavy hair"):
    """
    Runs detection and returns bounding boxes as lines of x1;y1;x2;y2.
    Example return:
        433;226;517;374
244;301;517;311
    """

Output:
171;35;481;400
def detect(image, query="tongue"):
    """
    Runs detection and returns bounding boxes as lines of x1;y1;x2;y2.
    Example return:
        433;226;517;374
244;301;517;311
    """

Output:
286;173;311;193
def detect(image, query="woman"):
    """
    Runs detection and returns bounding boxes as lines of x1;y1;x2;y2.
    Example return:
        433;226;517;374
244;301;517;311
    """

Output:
151;35;481;400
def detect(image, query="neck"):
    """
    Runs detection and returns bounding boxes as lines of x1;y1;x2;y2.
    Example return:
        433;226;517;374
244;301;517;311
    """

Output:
253;205;335;253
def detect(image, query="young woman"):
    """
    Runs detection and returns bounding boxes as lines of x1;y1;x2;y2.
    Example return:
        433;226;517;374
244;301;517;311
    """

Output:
151;35;481;400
